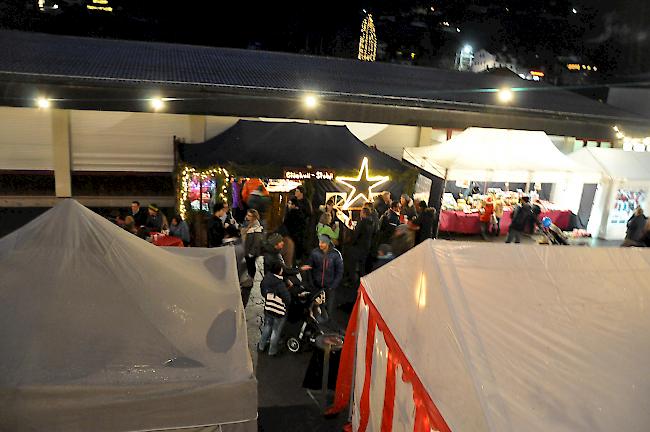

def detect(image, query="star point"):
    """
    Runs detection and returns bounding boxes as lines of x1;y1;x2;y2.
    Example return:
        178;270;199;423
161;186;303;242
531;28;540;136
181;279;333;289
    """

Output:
335;157;389;210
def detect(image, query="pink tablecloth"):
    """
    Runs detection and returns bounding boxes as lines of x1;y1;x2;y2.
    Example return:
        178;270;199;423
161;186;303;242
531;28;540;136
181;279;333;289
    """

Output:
439;209;572;235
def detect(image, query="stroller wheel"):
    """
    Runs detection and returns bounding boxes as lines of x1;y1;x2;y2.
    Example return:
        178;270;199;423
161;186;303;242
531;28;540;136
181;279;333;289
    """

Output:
287;337;301;353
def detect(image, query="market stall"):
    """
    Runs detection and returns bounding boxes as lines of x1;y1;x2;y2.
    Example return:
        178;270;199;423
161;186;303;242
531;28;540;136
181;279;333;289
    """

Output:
329;240;650;431
569;147;650;240
176;120;418;234
0;200;256;432
403;127;599;235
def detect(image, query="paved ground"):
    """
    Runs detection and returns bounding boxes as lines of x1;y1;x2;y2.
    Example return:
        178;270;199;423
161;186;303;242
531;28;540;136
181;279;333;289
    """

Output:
246;277;350;432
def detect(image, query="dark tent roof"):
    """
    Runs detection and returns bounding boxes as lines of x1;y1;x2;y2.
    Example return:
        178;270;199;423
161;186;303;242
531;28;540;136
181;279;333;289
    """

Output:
178;120;410;174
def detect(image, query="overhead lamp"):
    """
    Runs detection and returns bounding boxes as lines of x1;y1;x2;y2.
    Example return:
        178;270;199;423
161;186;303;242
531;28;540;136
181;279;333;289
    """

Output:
150;97;165;111
463;45;472;54
36;97;50;109
304;94;318;109
497;88;513;103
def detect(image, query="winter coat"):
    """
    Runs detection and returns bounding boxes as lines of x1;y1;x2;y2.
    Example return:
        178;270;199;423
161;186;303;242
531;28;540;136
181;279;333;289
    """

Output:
169;220;190;244
282;207;307;245
244;221;264;258
626;214;648;242
207;216;225;247
305;247;344;291
479;203;494;223
261;273;291;313
372;253;395;271
316;223;340;241
132;208;149;227
350;217;375;256
296;197;313;218
379;210;400;245
401;203;417;222
510;203;533;231
415;208;436;244
391;224;416;257
145;213;163;232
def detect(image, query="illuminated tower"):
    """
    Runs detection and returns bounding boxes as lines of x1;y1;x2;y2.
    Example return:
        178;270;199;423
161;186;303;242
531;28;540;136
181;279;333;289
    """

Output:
358;14;377;62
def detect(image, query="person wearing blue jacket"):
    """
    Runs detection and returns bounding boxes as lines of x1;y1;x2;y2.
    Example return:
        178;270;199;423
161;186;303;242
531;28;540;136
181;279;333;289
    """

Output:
301;234;344;319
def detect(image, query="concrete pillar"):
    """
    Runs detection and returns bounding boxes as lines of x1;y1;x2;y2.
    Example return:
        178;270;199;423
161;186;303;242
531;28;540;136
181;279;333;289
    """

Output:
189;115;206;143
51;109;72;198
417;126;432;147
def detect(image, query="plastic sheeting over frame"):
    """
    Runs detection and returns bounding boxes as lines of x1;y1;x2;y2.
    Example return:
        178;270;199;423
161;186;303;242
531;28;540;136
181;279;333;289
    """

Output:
331;240;650;431
0;200;256;432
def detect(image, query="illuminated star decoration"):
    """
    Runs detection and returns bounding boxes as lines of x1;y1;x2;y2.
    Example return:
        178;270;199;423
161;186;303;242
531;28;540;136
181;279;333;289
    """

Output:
336;157;389;210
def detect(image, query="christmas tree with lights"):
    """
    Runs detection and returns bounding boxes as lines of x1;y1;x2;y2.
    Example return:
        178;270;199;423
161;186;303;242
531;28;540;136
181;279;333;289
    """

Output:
358;13;377;62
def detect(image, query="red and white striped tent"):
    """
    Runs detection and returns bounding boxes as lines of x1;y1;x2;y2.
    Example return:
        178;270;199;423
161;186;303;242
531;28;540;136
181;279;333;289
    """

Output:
329;240;650;431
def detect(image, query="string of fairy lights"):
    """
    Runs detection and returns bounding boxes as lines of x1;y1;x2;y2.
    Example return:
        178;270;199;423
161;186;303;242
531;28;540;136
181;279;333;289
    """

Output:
179;166;230;219
612;125;650;152
358;13;377;62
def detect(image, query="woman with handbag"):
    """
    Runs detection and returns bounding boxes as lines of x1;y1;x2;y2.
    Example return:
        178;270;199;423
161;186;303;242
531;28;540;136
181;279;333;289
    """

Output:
258;262;292;356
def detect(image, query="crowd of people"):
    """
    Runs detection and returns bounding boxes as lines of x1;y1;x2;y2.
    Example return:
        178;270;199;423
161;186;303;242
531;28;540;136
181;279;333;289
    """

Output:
204;186;437;356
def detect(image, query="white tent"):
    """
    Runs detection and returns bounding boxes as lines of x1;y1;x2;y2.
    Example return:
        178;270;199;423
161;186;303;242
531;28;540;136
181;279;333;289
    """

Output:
330;240;650;431
570;147;650;240
403;127;598;183
0;200;256;432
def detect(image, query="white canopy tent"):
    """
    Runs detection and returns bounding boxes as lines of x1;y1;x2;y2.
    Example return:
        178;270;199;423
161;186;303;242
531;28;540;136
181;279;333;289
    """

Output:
331;240;650;431
403;127;599;184
570;147;650;240
0;200;256;432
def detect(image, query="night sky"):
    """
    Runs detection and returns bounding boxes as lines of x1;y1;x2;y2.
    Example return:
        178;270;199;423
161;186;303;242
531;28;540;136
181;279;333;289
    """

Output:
1;0;649;77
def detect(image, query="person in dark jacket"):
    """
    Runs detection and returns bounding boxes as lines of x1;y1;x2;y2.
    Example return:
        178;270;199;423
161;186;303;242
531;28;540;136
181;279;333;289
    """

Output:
130;201;149;228
622;208;648;247
208;202;227;247
293;185;313;219
350;207;375;278
301;234;344;320
400;194;417;223
280;197;307;263
263;232;293;276
378;201;401;245
258;262;291;356
375;191;392;217
506;196;535;243
169;214;191;246
414;201;436;244
145;203;164;232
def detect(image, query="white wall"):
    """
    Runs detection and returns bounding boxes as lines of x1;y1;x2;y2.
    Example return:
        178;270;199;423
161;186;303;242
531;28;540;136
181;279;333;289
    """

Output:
70;110;191;171
0;107;53;170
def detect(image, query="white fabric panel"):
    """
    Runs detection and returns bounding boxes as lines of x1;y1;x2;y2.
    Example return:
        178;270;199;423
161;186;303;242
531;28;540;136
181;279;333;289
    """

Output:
392;365;415;432
205;116;241;139
570;147;650;182
362;240;650;432
352;301;369;431
0;200;256;431
403;128;600;183
0;107;53;170
367;330;388;432
70;111;190;171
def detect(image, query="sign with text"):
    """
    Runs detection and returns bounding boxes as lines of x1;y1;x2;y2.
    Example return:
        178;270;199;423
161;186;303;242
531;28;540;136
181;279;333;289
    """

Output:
284;168;335;181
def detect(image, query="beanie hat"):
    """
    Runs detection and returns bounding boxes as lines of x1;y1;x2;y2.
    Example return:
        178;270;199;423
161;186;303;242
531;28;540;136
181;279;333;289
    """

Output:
318;234;332;245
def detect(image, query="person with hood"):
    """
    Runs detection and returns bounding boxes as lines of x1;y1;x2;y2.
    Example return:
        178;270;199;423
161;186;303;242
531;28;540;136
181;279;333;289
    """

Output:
301;234;344;319
223;224;254;307
169;214;191;246
622;207;648;247
414;200;436;244
258;262;291;356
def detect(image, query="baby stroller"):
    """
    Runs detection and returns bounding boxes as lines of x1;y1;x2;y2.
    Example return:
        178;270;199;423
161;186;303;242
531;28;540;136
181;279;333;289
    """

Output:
538;217;569;245
282;269;334;353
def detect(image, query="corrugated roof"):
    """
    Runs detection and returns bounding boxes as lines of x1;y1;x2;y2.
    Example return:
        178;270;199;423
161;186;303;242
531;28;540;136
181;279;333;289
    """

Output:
0;30;643;121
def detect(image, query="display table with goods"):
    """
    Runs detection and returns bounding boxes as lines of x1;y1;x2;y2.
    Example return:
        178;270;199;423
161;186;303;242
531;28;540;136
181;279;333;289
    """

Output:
150;232;185;247
438;192;573;235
